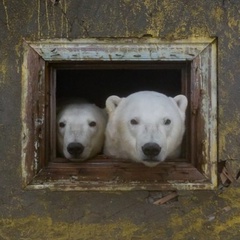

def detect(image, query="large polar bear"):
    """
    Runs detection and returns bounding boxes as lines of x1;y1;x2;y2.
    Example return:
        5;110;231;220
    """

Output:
104;91;188;167
57;101;107;161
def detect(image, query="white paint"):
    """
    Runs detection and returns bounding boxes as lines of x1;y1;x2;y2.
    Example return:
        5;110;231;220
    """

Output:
22;37;218;190
29;38;214;62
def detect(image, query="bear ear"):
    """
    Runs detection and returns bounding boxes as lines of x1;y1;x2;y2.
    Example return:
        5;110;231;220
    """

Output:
105;95;123;113
173;95;188;113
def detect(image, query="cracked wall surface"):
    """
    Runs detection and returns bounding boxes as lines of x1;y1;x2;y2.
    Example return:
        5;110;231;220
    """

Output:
1;0;240;239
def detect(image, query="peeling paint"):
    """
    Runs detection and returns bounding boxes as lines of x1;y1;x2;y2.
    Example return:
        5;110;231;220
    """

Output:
58;0;70;38
0;60;7;85
45;0;50;37
2;0;10;31
28;37;216;61
22;38;217;191
37;0;41;38
21;42;31;185
2;1;240;238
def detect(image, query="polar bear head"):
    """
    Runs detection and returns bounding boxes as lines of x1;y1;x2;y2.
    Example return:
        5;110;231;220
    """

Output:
57;102;107;161
104;91;188;167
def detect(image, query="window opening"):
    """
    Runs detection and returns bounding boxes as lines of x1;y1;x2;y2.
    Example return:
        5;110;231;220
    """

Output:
22;38;217;191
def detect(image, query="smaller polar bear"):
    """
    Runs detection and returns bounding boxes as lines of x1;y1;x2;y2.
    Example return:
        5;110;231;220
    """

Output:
57;101;107;161
104;91;188;167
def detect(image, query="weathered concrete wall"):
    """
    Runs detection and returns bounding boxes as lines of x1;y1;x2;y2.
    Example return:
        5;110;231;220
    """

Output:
1;0;240;239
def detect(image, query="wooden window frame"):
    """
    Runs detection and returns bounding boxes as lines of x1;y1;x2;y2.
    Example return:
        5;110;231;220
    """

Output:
21;38;217;191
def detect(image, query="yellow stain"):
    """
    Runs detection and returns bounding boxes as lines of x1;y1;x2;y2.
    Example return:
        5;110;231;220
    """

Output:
0;60;7;85
0;216;165;239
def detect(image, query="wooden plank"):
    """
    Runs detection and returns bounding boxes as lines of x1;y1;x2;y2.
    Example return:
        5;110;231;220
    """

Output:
22;41;46;186
29;38;215;62
153;192;178;205
32;158;207;187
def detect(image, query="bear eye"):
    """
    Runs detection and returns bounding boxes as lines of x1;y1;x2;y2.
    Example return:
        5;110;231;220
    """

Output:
59;122;66;128
89;121;97;127
164;119;171;125
130;119;139;125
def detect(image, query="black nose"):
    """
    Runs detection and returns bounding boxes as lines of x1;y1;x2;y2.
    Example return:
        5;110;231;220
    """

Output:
67;142;84;156
142;142;161;157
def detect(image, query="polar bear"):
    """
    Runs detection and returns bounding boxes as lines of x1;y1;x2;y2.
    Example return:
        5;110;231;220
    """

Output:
57;101;107;161
104;91;188;167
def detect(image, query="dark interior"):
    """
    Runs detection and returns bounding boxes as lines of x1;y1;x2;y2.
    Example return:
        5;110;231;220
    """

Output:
54;63;187;160
56;68;182;108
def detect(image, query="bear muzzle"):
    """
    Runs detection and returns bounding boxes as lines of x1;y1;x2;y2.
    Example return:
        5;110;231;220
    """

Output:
141;142;161;161
67;142;84;158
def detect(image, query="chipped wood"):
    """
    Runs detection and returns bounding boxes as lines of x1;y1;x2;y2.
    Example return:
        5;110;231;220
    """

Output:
26;158;213;191
22;40;46;186
221;167;235;183
22;38;218;191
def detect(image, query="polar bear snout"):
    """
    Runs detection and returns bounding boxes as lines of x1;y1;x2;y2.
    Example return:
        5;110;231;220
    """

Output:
67;142;84;157
57;102;107;161
141;142;161;158
104;91;188;166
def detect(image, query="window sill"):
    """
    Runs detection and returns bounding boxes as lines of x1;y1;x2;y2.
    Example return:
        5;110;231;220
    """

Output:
27;156;212;191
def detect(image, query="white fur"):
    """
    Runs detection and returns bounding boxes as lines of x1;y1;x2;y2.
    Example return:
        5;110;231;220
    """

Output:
104;91;188;167
57;102;107;161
